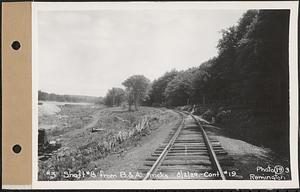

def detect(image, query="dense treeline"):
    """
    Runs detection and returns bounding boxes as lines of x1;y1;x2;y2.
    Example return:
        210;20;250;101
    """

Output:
105;10;289;113
206;10;289;109
145;10;290;154
144;10;289;111
38;90;103;104
104;10;289;154
149;62;211;107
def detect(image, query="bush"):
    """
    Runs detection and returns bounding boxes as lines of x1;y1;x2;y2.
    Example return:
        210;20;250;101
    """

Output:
201;109;214;122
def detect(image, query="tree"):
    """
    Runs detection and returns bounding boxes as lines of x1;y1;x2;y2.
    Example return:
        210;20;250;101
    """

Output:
197;10;290;153
38;90;47;101
148;70;179;106
104;88;126;107
190;60;213;104
164;69;196;106
122;75;150;111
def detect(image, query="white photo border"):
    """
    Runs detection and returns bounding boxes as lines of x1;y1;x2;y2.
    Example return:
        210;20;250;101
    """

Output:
32;1;299;189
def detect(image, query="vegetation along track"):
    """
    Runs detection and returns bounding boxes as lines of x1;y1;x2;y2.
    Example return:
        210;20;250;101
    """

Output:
140;110;236;180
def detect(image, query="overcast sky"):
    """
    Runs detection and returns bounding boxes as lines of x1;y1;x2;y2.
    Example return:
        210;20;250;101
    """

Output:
38;9;246;97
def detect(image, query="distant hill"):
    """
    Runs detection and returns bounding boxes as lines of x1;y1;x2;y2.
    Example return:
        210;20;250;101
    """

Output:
38;90;103;104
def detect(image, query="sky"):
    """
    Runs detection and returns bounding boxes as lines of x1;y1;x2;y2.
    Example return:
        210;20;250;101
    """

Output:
38;9;246;97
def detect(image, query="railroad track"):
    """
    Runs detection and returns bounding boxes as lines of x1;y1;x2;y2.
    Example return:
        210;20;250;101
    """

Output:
140;111;235;180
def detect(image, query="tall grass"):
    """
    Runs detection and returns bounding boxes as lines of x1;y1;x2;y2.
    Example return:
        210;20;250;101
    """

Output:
38;115;155;181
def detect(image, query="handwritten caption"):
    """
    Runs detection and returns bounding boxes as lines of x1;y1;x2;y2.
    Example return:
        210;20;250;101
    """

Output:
249;165;290;180
44;169;240;180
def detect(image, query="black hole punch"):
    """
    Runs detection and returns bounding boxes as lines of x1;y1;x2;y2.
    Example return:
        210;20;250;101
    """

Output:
12;144;22;154
11;41;21;50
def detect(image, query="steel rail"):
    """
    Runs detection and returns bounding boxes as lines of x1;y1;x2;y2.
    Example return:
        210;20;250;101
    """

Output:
143;110;226;180
142;111;185;180
189;113;226;180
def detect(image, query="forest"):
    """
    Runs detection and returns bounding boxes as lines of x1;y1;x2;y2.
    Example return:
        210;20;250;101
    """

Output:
103;10;290;155
38;90;103;103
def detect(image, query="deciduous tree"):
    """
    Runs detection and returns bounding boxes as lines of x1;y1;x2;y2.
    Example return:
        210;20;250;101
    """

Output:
104;88;126;107
122;75;150;111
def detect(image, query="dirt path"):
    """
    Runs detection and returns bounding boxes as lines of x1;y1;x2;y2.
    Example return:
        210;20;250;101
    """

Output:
84;110;103;129
61;107;107;147
88;109;181;180
67;109;103;138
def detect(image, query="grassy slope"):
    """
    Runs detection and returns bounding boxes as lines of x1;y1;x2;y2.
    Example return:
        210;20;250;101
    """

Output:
38;104;179;181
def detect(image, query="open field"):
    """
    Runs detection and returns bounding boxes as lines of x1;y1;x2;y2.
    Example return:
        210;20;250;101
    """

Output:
38;102;181;180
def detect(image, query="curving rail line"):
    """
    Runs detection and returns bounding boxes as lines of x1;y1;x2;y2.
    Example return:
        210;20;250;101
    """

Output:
141;111;230;180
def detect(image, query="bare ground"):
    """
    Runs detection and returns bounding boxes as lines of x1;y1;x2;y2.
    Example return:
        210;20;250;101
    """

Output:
204;124;291;180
